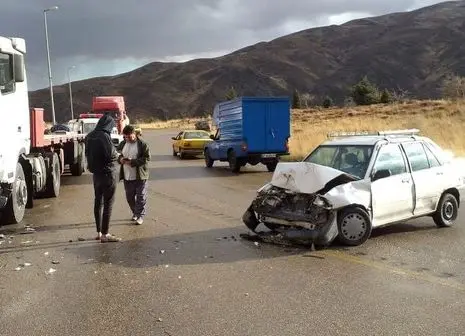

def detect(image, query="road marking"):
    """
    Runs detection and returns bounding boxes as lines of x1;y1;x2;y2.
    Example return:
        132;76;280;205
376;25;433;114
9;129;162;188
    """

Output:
315;249;465;292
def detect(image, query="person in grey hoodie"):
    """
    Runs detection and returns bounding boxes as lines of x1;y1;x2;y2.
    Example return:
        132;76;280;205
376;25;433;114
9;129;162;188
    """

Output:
85;113;122;242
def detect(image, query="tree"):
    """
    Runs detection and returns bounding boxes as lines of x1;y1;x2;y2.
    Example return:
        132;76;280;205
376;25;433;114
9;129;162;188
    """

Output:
441;74;465;100
322;96;333;108
350;76;380;105
292;89;302;108
225;86;238;100
380;89;392;104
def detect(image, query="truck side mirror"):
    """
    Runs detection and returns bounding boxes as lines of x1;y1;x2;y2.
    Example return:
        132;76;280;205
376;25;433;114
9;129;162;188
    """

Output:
13;54;25;83
372;169;391;181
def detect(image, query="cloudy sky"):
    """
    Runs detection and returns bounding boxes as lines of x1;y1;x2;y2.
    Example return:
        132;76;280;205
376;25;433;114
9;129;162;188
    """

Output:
1;0;446;90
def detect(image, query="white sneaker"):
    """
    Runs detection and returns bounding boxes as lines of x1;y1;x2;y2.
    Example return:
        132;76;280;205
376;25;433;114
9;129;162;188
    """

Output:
131;215;137;221
135;217;143;225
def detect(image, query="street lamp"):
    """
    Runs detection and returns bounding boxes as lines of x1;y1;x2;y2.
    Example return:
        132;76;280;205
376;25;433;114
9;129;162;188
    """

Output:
67;66;75;120
43;5;59;124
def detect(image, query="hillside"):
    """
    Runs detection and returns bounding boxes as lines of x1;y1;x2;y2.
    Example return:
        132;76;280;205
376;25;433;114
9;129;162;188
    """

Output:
29;1;465;122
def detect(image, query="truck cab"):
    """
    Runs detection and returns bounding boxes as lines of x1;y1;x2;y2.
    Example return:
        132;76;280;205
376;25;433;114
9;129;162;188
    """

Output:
204;97;291;173
68;113;124;147
91;96;130;134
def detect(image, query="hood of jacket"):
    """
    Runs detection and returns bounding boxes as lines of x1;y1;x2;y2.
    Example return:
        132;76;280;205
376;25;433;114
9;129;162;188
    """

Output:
94;113;115;134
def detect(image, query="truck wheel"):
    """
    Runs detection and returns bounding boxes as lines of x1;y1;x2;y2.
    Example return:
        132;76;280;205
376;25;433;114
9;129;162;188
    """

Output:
228;150;241;173
44;153;61;198
337;206;372;246
204;149;214;168
265;160;278;172
433;192;459;227
1;162;27;224
70;143;84;176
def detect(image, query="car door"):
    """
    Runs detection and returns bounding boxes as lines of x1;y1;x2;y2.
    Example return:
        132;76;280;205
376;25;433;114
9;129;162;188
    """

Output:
401;141;444;215
370;143;415;227
173;131;183;152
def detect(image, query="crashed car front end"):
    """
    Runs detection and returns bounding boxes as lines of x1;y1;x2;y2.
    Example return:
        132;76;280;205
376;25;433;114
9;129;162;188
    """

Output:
242;162;371;246
243;184;339;246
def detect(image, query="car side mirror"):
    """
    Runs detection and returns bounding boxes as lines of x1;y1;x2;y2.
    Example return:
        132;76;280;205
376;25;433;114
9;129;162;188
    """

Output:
210;134;215;140
171;137;176;140
372;169;391;181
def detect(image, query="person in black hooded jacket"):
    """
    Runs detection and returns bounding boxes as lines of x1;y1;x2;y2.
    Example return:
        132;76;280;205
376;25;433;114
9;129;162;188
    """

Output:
85;113;122;242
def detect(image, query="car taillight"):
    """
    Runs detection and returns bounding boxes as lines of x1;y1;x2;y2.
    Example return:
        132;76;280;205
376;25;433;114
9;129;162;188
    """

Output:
241;142;248;151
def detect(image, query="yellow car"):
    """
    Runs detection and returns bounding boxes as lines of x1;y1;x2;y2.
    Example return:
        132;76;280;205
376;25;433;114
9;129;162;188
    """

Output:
172;129;213;159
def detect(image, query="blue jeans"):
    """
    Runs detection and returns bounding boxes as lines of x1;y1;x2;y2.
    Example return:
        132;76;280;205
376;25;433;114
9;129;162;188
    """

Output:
123;179;148;218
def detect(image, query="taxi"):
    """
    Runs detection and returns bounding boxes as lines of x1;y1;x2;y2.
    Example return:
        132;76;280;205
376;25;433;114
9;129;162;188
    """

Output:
172;129;213;159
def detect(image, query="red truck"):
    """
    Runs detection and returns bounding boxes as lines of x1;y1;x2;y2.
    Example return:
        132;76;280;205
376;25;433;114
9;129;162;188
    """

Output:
91;96;130;134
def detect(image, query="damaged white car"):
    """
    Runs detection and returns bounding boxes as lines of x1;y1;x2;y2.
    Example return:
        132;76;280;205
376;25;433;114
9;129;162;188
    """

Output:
242;129;465;247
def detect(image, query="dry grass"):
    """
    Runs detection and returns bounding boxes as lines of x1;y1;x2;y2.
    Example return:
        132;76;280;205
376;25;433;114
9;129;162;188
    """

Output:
125;99;465;158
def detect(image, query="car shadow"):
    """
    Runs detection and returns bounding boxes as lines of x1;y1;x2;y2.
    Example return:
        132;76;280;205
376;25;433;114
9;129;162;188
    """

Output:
67;226;308;268
148;165;268;181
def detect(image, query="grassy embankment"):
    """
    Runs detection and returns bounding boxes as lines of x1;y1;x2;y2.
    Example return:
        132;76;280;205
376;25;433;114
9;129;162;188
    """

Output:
134;99;465;159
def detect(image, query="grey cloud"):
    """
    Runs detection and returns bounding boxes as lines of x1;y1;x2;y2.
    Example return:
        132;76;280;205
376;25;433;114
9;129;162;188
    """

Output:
0;0;445;89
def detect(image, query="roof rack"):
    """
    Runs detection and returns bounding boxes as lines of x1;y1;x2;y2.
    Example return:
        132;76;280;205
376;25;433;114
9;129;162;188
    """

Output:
327;128;420;138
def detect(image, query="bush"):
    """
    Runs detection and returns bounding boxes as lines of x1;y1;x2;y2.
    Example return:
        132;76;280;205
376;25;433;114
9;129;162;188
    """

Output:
441;74;465;100
322;96;333;108
292;89;302;109
350;76;380;105
380;89;392;104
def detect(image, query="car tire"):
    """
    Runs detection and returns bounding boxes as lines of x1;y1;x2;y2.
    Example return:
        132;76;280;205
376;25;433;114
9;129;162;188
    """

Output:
204;149;214;168
265;160;278;172
228;150;241;173
433;192;459;227
179;149;186;159
337;206;372;246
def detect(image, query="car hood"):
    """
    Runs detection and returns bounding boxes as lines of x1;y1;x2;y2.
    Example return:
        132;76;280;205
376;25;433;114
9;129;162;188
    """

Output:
262;162;371;209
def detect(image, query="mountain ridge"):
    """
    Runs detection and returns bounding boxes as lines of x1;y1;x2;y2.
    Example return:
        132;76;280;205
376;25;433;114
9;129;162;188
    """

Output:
29;0;465;122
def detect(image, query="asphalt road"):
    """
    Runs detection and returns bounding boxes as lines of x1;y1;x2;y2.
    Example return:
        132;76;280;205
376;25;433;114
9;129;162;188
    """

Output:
1;129;465;336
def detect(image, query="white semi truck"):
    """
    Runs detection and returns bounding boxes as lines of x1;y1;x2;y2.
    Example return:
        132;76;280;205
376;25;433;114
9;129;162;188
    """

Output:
0;36;86;225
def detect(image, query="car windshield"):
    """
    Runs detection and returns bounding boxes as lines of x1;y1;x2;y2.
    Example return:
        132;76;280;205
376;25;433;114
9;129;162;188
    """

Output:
184;131;210;139
82;123;97;134
303;144;375;179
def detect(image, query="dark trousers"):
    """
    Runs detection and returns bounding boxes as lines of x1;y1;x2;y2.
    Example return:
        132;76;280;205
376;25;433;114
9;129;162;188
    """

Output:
93;172;117;234
123;179;148;218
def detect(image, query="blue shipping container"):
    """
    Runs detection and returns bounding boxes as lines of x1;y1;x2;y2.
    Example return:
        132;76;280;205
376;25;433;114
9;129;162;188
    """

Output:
206;96;291;173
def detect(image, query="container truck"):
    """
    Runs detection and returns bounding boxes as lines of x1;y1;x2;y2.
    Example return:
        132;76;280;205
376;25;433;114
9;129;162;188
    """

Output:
91;96;130;134
204;97;291;173
0;36;86;225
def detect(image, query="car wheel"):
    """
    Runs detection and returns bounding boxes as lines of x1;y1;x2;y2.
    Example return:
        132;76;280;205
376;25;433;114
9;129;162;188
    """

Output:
179;150;186;159
433;192;459;227
204;149;214;168
228;150;241;173
337;206;372;246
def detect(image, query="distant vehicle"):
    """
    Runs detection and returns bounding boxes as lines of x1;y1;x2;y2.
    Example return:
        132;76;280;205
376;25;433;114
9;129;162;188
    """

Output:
242;129;465;247
204;97;290;173
0;36;87;225
68;113;124;147
195;120;210;132
91;96;130;134
172;130;213;159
